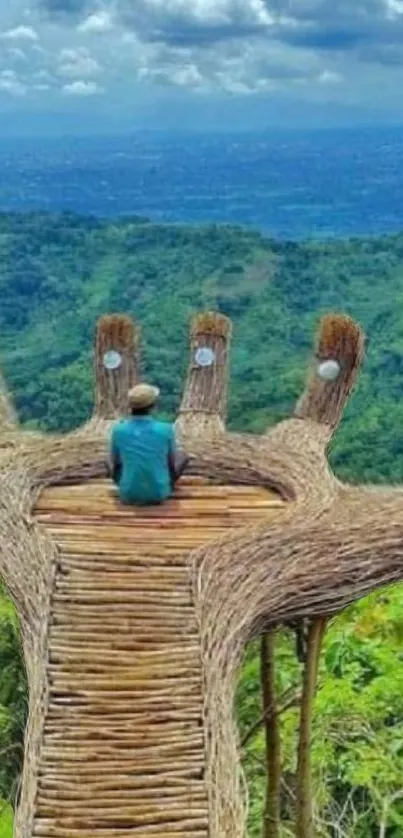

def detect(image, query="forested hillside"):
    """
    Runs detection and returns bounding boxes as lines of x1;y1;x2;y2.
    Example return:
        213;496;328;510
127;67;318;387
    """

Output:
1;212;403;836
1;211;403;481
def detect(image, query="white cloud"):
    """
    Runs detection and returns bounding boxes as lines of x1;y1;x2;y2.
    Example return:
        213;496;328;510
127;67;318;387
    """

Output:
1;25;38;42
0;69;27;96
133;31;330;95
386;0;403;17
7;47;27;61
150;0;273;27
62;79;102;96
0;0;403;122
318;70;343;84
34;69;53;81
77;10;115;34
120;0;277;44
1;70;19;80
58;47;100;78
138;61;205;88
215;73;257;94
170;64;204;86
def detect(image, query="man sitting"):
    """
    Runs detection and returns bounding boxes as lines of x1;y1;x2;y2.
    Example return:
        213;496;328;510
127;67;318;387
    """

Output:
110;383;188;505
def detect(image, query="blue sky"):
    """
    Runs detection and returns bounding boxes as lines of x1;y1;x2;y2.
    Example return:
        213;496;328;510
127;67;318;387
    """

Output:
1;0;403;133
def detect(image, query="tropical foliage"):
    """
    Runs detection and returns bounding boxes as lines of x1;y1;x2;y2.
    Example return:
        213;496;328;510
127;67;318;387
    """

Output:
0;586;26;836
237;588;403;836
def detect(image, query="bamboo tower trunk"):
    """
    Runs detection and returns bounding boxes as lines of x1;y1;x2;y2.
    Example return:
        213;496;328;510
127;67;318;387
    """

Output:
3;308;395;838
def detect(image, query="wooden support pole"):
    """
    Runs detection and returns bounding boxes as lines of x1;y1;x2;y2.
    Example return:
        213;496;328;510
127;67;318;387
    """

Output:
294;314;365;433
295;618;327;838
261;630;281;838
93;315;139;420
177;311;232;439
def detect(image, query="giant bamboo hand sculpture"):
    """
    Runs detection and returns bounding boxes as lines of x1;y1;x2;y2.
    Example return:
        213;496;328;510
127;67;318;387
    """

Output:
0;309;402;838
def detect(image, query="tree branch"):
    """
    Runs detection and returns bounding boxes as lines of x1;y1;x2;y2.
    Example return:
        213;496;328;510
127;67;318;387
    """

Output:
241;685;300;749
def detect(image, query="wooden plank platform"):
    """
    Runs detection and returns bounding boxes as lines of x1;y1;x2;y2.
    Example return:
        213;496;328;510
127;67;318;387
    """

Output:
33;477;284;838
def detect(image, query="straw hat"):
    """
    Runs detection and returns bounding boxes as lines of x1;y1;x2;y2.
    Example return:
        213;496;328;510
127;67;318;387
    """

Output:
128;383;160;410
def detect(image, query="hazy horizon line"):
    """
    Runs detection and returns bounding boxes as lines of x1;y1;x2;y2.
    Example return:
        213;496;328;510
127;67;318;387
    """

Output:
2;122;403;142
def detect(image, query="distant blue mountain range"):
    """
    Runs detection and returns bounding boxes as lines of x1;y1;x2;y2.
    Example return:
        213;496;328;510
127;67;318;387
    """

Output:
1;128;402;239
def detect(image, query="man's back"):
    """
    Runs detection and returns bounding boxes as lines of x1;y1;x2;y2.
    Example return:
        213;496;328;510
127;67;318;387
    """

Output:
111;416;175;505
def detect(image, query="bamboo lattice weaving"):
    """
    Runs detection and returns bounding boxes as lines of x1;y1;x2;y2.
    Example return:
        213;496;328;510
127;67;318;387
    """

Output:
0;309;402;838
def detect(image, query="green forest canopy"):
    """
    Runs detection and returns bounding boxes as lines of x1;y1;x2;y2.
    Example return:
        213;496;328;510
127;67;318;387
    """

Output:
1;210;403;481
0;211;403;837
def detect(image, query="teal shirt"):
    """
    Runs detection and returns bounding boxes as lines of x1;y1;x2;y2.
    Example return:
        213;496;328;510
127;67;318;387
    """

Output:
110;417;176;505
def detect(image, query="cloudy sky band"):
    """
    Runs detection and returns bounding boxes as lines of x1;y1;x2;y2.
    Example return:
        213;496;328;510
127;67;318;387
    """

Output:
1;1;403;127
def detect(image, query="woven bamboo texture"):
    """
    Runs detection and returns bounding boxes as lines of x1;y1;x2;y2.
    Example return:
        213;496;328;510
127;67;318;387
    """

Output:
31;477;283;838
0;309;402;838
